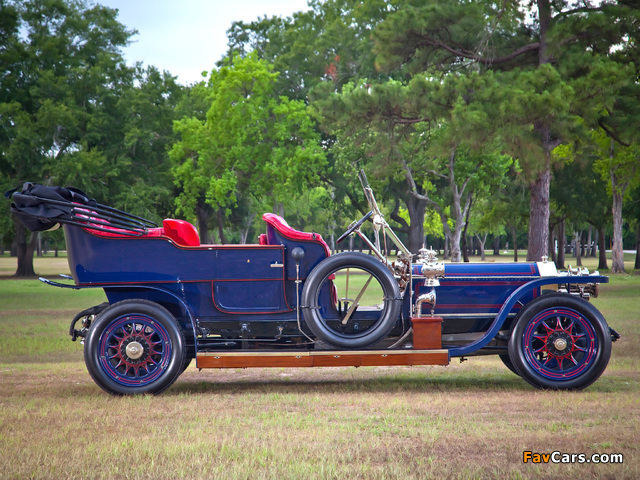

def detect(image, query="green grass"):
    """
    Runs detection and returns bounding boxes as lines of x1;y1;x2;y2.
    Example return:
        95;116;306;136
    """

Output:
0;255;639;479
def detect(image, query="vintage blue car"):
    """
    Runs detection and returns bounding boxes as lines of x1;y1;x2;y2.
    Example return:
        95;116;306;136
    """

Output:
9;172;618;395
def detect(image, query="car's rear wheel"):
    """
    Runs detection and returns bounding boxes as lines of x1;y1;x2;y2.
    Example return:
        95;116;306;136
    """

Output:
84;299;185;395
508;294;611;390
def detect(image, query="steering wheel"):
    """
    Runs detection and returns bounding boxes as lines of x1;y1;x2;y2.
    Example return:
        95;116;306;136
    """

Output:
336;211;373;244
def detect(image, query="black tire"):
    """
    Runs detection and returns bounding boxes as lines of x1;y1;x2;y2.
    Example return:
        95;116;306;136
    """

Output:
180;357;193;374
301;252;402;349
499;353;520;376
508;294;611;390
84;299;186;395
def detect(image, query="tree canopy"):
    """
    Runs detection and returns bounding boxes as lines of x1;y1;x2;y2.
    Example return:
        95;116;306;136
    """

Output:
3;0;639;275
170;54;326;244
1;0;183;275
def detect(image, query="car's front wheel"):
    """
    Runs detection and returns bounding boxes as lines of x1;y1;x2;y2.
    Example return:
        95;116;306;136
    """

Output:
84;300;185;395
508;294;611;390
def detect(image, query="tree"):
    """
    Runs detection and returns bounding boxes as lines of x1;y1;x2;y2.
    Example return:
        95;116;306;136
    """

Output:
1;0;185;276
0;0;134;276
223;0;394;99
592;129;640;273
111;66;184;221
313;73;512;258
371;0;638;261
170;54;326;243
626;187;640;270
552;141;613;271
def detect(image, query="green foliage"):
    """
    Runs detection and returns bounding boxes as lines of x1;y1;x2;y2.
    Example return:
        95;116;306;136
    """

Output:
592;129;640;199
313;71;513;257
224;0;396;98
170;54;326;241
0;0;184;273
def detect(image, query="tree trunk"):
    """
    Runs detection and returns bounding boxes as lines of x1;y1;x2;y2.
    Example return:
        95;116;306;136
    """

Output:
549;223;557;264
511;225;518;262
575;231;582;267
493;235;500;256
461;234;468;263
476;233;487;261
611;190;625;273
14;220;38;277
586;226;593;257
635;224;640;270
526;0;553;263
405;196;427;256
216;208;228;245
447;228;463;263
196;202;213;244
527;166;551;262
461;200;472;262
557;219;565;269
598;227;608;271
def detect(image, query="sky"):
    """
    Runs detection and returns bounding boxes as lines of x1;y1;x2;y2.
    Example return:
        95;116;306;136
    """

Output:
96;0;311;85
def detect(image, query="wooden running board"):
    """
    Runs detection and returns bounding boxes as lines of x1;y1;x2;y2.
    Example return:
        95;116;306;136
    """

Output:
196;349;449;369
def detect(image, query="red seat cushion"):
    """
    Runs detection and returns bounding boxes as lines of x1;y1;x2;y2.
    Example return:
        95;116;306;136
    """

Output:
162;219;200;246
262;213;330;257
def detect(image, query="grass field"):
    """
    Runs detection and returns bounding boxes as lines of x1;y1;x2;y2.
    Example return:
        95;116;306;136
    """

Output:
0;254;638;479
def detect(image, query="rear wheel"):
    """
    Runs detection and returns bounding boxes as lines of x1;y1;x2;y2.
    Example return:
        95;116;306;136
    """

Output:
84;300;185;395
301;252;402;349
508;294;611;390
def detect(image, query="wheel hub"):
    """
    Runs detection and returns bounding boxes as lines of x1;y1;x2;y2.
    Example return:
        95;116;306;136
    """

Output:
125;340;145;360
546;331;573;357
553;337;567;351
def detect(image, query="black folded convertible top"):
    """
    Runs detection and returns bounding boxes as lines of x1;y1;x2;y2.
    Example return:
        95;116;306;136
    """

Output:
7;183;158;236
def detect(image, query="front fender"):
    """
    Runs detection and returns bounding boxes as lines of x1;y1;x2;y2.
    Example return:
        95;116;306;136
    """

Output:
448;275;609;357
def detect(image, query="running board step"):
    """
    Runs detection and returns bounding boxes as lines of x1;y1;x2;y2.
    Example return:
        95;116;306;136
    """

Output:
196;349;449;369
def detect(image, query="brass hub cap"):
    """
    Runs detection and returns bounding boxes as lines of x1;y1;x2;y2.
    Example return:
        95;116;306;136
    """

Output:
125;341;144;360
553;338;568;351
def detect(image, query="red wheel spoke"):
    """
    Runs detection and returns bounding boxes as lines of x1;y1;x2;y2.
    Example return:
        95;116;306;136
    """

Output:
555;317;564;331
542;320;554;333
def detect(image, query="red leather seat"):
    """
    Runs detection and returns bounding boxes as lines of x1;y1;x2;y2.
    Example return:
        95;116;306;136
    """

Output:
262;213;330;257
162;219;200;247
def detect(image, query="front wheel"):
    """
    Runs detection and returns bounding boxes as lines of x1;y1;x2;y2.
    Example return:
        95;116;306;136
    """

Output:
84;299;186;395
301;252;402;349
508;294;611;390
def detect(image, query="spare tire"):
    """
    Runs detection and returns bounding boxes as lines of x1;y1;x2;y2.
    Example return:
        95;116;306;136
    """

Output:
301;252;402;349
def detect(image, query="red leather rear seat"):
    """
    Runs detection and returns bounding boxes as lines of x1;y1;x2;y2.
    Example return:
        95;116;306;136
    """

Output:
162;219;200;246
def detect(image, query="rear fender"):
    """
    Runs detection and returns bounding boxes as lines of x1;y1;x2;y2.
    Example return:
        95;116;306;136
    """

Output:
103;286;198;356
